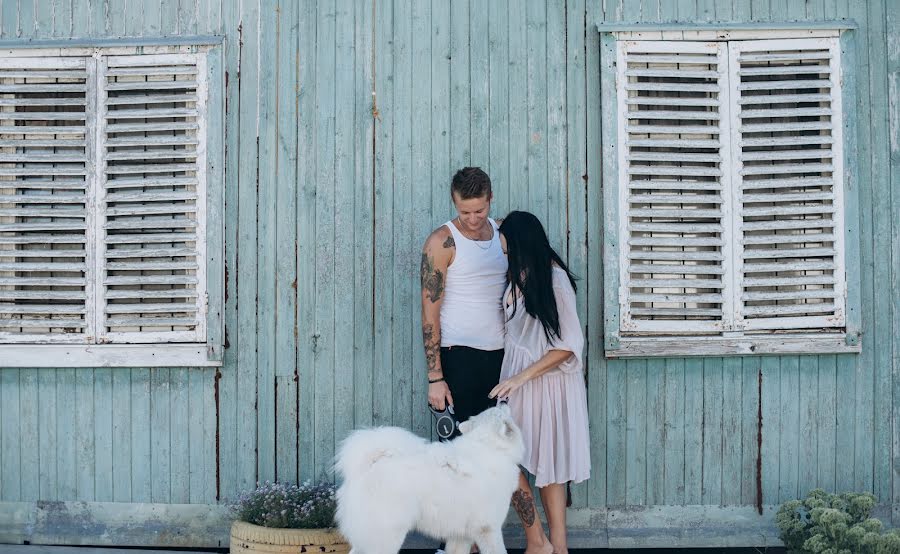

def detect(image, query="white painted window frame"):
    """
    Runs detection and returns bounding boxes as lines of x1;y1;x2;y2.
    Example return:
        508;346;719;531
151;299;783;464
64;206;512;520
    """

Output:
0;42;222;368
604;27;861;358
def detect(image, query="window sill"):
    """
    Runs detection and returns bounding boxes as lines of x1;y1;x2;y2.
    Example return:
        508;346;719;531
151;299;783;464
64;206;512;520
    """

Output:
0;344;222;368
607;333;861;358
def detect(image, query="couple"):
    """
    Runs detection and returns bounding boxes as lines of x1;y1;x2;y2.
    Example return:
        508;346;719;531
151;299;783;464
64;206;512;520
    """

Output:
420;167;591;554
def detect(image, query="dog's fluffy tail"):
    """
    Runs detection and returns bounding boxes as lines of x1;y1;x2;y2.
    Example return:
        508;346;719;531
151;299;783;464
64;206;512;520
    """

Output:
335;427;424;480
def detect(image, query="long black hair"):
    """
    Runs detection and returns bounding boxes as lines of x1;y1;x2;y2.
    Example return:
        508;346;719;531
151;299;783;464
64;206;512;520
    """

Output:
500;211;577;343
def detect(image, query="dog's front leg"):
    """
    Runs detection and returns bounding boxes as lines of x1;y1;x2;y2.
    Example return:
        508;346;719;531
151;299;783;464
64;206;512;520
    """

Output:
473;529;507;554
444;537;473;554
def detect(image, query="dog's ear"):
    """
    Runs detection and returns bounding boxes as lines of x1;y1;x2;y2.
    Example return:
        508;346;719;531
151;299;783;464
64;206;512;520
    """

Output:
459;419;473;434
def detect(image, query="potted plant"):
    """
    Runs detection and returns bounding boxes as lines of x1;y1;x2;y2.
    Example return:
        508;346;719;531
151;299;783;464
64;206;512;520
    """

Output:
230;481;348;554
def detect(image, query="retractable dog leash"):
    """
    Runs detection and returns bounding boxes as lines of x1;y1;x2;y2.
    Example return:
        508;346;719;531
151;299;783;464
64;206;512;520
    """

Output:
429;404;459;442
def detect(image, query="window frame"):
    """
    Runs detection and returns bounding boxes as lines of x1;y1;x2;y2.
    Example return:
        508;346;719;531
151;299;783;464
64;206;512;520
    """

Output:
0;38;224;368
598;24;862;358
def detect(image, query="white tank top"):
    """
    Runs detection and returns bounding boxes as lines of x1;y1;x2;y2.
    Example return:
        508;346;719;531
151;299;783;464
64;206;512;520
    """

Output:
440;218;508;350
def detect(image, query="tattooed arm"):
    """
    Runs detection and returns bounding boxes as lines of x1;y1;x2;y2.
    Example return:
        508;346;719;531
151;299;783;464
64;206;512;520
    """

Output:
421;227;455;410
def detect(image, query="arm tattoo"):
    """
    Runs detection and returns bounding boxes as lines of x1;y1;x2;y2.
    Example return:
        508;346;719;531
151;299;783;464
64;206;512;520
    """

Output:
442;235;455;249
420;252;445;303
422;323;440;372
512;489;537;527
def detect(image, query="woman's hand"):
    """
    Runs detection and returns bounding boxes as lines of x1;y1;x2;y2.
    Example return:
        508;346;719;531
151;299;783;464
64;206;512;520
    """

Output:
489;374;527;400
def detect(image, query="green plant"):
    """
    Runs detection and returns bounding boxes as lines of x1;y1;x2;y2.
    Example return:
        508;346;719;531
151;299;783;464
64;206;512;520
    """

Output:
775;489;900;553
231;481;337;529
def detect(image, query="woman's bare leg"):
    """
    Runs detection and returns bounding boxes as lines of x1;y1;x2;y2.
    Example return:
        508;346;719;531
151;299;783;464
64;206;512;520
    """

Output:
512;471;553;554
538;483;568;554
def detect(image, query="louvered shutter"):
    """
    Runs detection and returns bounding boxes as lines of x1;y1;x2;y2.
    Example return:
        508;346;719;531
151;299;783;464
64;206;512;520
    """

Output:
616;41;734;334
98;54;207;343
0;57;91;342
728;38;845;330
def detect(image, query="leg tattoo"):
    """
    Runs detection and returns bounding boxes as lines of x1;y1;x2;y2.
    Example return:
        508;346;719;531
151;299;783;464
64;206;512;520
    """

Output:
512;489;537;527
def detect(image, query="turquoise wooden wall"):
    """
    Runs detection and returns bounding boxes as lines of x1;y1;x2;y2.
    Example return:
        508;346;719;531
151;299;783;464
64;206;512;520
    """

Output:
0;0;898;546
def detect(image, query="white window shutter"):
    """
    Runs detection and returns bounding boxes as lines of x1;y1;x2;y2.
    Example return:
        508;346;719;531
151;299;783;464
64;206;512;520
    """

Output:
616;40;734;334
728;38;845;330
97;53;208;343
0;57;92;343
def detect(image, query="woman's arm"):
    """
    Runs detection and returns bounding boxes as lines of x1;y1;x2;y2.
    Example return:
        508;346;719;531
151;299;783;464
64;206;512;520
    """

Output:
488;349;573;400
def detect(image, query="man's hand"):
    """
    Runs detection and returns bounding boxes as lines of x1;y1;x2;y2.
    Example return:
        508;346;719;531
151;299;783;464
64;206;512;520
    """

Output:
428;380;453;411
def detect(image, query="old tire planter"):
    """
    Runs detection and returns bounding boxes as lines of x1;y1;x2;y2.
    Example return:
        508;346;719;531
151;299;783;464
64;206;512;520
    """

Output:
230;520;350;554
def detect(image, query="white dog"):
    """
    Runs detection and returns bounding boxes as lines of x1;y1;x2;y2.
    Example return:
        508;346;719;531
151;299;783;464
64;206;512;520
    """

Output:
335;404;525;554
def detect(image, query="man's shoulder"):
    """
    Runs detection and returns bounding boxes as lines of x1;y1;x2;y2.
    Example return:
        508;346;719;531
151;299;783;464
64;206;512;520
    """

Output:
424;224;454;250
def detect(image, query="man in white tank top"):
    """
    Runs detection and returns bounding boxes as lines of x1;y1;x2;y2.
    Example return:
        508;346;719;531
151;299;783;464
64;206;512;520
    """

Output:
421;167;508;429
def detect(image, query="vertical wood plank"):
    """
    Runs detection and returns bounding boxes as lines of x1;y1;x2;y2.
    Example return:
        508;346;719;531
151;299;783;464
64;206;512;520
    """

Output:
409;0;431;439
256;0;278;485
469;0;489;171
0;370;20;501
0;1;17;39
798;356;819;498
664;359;685;505
450;0;471;181
38;370;58;501
760;356;780;504
526;0;548;222
778;356;800;503
625;359;647;505
18;0;34;36
741;357;760;506
57;369;76;499
72;0;90;37
93;368;113;502
35;0;55;37
371;0;394;430
189;368;206;502
507;0;527;211
274;0;301;483
170;368;189;503
143;0;160;35
867;0;892;505
722;357;743;505
817;355;837;492
150;368;170;503
431;0;450;224
546;0;567;252
888;0;900;522
236;0;260;490
606;359;627;506
75;368;95;501
683;358;703;504
130;368;151;503
732;0;750;20
18;369;38;502
123;0;141;37
645;358;665;505
333;0;358;447
112;370;130;501
749;0;767;22
297;0;320;479
702;358;723;505
835;354;856;492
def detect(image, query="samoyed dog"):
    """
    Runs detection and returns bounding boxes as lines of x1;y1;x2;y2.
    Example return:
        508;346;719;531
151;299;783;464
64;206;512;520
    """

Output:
335;404;525;554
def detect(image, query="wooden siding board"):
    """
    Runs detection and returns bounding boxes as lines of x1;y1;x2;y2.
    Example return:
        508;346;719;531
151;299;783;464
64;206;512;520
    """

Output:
124;0;141;37
469;0;489;171
508;0;527;212
35;0;54;37
702;357;724;506
798;356;818;498
409;0;431;441
297;0;320;478
835;354;856;492
352;0;375;433
847;0;875;497
889;0;900;520
778;356;800;503
817;354;837;492
450;0;471;177
625;359;647;505
749;0;767;23
547;0;567;253
760;356;779;505
75;368;95;502
565;0;589;508
0;370;20;501
333;0;357;447
526;0;548;224
487;0;509;214
169;368;189;503
646;358;666;506
722;357;743;506
431;0;451;224
664;359;686;506
256;0;278;485
371;0;394;430
867;0;892;505
314;0;337;478
188;368;206;502
130;368;151;503
586;5;607;509
18;369;37;502
236;0;260;491
607;359;627;506
740;358;760;506
111;370;130;502
274;0;301;483
18;0;34;37
150;368;170;503
390;0;413;433
93;368;113;502
684;358;703;505
38;369;58;501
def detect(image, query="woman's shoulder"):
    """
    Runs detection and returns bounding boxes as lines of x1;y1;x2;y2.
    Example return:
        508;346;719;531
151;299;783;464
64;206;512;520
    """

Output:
550;266;574;288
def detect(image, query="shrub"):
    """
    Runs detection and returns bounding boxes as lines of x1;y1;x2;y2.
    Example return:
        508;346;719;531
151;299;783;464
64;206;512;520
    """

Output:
231;481;337;529
775;489;900;553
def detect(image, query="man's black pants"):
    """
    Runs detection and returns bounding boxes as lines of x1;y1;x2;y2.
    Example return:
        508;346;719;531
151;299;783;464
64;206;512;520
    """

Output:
440;345;504;437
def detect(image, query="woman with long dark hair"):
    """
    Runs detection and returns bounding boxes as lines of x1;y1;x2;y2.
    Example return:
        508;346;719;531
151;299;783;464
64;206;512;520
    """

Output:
489;211;590;554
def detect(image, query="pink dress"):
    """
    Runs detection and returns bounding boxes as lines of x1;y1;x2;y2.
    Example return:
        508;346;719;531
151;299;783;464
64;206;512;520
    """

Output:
500;267;591;487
